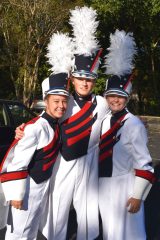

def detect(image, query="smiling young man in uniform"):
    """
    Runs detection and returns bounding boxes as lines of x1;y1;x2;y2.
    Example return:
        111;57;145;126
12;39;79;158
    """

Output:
46;7;109;240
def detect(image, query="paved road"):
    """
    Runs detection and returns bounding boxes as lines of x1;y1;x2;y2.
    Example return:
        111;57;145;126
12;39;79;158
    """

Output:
142;116;160;240
1;116;160;240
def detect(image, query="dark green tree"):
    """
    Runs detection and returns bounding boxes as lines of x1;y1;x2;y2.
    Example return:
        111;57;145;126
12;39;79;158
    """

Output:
0;0;84;106
88;0;160;115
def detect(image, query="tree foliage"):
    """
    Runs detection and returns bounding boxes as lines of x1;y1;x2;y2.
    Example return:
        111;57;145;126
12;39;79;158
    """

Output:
0;0;83;106
88;0;160;115
0;0;160;114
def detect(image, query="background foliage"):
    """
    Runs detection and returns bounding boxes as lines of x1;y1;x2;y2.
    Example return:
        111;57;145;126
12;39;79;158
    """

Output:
0;0;160;115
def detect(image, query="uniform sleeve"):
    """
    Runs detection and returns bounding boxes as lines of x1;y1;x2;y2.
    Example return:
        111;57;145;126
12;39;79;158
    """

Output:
129;119;155;200
0;182;9;229
1;124;38;201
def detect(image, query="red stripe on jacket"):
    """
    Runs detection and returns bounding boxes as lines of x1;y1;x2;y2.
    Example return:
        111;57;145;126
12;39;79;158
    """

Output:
99;137;115;150
99;150;113;162
100;114;127;141
65;115;92;134
43;158;57;171
67;126;92;146
0;117;40;173
0;170;28;183
63;101;92;125
43;125;59;152
0;139;19;172
135;169;156;183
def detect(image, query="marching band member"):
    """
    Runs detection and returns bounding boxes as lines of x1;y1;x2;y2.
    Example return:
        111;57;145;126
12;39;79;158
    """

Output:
0;32;73;240
99;30;155;240
48;6;109;240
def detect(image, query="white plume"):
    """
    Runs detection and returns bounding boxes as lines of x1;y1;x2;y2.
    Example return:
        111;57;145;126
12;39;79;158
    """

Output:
104;29;137;76
46;32;74;74
69;6;99;56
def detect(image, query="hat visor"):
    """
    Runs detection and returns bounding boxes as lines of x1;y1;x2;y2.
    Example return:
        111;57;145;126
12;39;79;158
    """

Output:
72;71;97;79
45;89;69;98
104;89;129;98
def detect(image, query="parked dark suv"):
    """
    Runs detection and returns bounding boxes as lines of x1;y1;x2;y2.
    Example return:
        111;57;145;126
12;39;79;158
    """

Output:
0;99;36;164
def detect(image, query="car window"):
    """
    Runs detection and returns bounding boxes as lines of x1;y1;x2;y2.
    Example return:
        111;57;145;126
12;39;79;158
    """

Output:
7;103;35;127
0;103;9;126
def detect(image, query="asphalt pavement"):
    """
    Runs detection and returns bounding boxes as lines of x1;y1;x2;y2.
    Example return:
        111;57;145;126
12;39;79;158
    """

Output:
139;116;160;240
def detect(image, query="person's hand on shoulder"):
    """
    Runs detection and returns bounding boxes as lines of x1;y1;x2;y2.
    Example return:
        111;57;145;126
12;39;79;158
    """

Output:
15;123;25;140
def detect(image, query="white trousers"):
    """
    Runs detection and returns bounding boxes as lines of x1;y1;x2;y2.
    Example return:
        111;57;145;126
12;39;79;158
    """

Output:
99;172;146;240
43;148;99;240
5;177;50;240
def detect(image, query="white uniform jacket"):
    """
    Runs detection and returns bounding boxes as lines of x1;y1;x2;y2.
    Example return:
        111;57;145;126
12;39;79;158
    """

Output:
0;112;60;236
99;109;155;240
43;94;109;240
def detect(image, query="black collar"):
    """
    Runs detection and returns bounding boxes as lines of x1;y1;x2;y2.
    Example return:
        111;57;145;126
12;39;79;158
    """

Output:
111;108;128;127
42;112;58;129
73;91;92;108
112;108;128;118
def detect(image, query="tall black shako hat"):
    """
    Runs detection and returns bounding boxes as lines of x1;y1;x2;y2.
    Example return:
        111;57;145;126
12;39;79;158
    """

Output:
69;6;102;79
42;73;69;98
42;32;74;99
104;30;137;97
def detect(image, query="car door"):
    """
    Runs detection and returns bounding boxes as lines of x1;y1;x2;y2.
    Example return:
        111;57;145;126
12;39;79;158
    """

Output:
0;101;36;164
0;102;14;164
